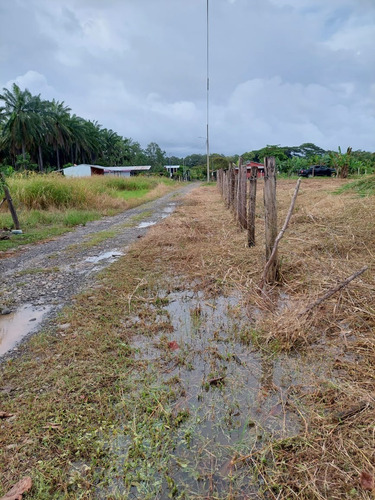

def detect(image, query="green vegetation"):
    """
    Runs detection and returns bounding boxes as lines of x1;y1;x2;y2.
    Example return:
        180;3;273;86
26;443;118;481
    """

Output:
3;173;166;210
0;84;179;175
336;174;375;196
241;143;375;177
0;174;176;251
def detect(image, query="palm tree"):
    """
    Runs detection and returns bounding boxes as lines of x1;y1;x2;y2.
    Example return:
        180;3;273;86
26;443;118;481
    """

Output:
0;83;42;165
45;100;72;170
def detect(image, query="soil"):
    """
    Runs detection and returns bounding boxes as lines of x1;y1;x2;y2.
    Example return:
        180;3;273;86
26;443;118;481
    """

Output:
0;183;196;358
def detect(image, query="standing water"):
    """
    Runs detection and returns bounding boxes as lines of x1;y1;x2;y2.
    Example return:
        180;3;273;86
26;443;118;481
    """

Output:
0;304;51;355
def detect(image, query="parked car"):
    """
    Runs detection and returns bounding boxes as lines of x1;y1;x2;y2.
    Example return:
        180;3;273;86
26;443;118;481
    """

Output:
298;165;336;177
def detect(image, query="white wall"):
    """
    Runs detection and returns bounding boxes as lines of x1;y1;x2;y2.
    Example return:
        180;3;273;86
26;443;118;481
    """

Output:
63;165;92;177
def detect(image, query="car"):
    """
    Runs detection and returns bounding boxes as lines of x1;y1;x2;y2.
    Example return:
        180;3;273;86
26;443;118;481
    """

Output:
298;165;336;177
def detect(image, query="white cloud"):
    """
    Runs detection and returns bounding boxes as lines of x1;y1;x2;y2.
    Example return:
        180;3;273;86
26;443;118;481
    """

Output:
210;76;375;153
4;71;57;101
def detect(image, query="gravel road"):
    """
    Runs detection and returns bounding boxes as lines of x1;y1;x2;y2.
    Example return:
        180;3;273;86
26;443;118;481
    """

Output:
0;183;197;357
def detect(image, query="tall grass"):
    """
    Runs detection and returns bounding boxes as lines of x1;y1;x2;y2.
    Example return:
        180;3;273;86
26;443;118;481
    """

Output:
0;173;177;249
3;173;172;211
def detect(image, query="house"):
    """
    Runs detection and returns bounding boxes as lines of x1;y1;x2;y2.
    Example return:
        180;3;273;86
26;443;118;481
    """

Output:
63;164;151;178
235;161;265;178
164;165;180;177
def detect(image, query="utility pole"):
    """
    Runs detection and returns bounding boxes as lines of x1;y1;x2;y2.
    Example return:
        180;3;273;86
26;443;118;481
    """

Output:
206;0;210;182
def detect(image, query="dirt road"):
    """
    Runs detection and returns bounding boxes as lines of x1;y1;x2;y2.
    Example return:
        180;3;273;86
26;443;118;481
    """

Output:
0;183;196;356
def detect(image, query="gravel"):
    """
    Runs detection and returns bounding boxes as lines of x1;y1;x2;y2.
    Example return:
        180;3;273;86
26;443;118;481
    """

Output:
0;183;196;357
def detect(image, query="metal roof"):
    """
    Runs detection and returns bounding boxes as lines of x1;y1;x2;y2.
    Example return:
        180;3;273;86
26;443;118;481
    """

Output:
91;165;151;171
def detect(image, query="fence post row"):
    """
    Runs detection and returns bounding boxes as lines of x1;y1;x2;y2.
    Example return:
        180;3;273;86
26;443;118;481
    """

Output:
217;156;280;284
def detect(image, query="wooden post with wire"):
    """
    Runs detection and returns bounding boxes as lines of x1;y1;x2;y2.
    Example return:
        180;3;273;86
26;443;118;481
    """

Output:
247;166;258;247
229;165;235;210
239;164;247;229
0;173;20;231
263;157;278;282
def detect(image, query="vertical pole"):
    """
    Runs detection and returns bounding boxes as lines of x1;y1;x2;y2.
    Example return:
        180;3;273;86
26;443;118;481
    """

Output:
0;173;20;230
248;166;258;247
230;166;235;210
240;164;247;229
263;157;278;282
206;0;210;182
235;159;241;224
225;170;229;207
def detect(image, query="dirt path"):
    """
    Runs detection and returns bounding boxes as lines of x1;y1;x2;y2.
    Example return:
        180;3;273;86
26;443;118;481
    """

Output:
0;183;197;356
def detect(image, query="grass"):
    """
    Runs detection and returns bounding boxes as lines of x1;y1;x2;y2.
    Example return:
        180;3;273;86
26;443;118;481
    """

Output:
335;174;375;196
80;230;118;248
0;178;374;498
0;174;178;252
16;267;60;276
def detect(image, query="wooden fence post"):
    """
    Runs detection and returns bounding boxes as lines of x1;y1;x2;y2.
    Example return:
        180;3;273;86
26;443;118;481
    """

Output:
235;161;240;222
0;173;20;231
224;170;229;207
247;166;258;247
263;157;278;282
239;164;247;229
229;166;235;210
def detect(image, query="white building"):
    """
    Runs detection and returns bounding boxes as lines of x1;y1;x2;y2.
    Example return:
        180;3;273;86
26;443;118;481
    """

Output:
164;165;180;177
63;164;151;177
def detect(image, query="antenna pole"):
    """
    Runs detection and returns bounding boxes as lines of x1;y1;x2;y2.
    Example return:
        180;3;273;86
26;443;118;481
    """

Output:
206;0;210;182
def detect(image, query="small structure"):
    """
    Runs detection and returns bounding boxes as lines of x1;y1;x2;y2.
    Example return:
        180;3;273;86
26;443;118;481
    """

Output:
235;161;264;178
164;165;180;178
63;164;151;178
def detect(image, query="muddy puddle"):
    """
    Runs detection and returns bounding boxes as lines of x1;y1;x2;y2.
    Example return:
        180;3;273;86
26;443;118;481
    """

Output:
85;251;123;263
99;288;330;499
161;203;176;218
0;304;51;355
137;221;157;229
137;204;176;228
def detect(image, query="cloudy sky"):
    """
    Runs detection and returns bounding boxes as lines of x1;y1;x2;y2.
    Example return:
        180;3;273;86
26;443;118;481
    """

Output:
1;0;374;157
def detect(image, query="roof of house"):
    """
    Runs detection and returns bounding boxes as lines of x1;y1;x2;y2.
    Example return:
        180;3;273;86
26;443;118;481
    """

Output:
98;166;151;172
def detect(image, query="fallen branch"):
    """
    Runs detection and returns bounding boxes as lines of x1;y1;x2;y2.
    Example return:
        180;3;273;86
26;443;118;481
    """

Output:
208;375;226;386
260;178;301;290
0;476;32;500
334;401;371;424
128;278;147;312
0;411;14;419
299;265;368;316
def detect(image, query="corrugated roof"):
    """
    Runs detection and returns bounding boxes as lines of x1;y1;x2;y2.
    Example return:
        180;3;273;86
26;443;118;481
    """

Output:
91;165;151;171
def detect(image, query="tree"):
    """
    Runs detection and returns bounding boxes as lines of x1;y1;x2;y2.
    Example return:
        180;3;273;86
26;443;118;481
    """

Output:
0;84;42;165
145;142;166;173
330;147;353;178
45;100;73;170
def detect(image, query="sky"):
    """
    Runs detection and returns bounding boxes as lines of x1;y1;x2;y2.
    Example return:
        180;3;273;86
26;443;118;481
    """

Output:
1;0;374;157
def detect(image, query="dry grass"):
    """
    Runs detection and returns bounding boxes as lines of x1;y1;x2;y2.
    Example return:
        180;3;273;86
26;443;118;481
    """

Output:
136;178;375;498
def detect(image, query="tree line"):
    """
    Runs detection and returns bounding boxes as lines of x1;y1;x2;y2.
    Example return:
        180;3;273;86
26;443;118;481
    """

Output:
1;84;374;178
0;84;170;175
241;144;375;177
